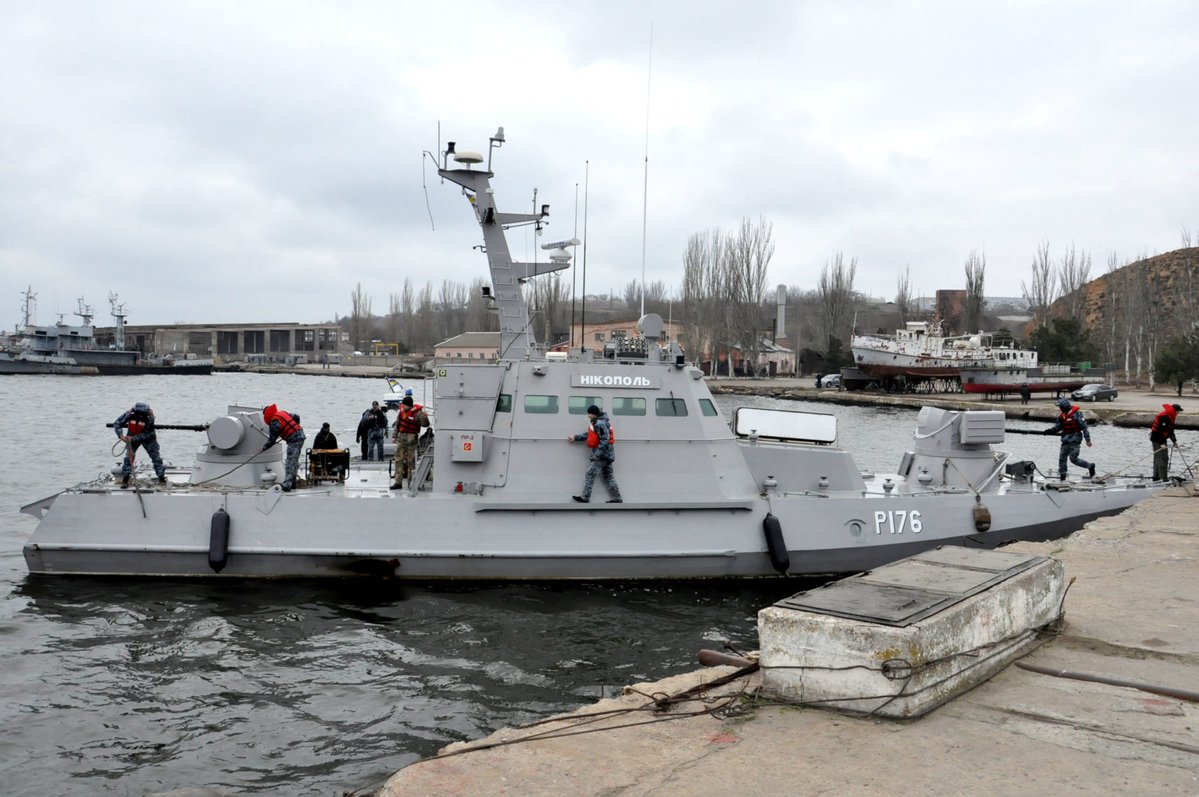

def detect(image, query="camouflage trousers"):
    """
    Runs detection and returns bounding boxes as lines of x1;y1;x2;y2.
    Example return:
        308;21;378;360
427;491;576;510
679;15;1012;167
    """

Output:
283;435;305;488
581;456;621;501
396;433;418;482
1058;441;1092;479
121;438;165;479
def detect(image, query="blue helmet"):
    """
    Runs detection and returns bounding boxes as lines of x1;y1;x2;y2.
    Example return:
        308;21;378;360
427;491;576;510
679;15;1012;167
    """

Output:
1056;398;1071;411
134;402;151;413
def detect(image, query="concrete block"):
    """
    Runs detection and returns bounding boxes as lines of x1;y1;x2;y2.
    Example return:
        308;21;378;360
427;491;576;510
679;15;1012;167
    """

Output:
758;546;1064;718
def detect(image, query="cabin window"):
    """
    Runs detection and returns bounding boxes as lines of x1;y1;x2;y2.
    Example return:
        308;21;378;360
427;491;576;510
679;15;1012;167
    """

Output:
699;399;718;417
496;394;512;413
569;396;603;414
612;397;646;416
656;398;688;417
523;395;559;414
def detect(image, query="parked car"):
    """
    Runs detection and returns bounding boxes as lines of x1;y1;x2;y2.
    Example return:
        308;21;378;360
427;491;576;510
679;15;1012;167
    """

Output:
819;374;842;388
1072;383;1118;402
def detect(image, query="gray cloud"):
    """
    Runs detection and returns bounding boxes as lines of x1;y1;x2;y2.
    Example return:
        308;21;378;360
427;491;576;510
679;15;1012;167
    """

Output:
2;1;1196;328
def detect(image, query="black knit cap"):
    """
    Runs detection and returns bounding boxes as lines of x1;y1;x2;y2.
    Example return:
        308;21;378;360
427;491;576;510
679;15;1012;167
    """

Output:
1173;404;1183;411
587;404;601;416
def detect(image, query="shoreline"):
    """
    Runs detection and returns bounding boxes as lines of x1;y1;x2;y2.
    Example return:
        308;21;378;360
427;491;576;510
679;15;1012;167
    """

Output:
376;488;1199;796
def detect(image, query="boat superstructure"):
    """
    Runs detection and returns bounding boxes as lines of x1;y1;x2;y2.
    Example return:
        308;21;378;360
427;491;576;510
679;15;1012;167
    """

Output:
851;322;1036;388
20;129;1171;580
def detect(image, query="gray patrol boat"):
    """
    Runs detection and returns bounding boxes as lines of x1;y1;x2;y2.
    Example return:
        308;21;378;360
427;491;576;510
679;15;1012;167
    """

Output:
21;128;1170;580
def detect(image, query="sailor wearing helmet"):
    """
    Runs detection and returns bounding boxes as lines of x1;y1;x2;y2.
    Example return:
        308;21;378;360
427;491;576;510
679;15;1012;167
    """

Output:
114;402;166;487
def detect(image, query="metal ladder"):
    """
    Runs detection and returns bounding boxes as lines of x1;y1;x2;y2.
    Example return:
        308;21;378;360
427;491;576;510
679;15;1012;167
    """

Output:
409;438;435;493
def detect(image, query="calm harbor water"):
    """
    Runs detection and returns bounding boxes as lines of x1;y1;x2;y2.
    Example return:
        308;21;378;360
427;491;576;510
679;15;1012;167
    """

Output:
0;374;1156;796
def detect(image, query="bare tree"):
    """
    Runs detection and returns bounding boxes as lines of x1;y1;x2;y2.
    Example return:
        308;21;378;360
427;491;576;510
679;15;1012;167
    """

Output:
400;278;415;350
387;292;401;346
895;266;912;325
349;282;372;352
1021;240;1057;330
464;277;494;333
812;252;858;356
964;250;986;332
680;230;720;372
622;279;640;310
1057;243;1092;321
414;282;435;352
724;217;775;373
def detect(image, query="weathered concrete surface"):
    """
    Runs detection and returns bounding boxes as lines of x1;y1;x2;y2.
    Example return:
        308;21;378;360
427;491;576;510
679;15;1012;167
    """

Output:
377;491;1198;796
759;550;1064;717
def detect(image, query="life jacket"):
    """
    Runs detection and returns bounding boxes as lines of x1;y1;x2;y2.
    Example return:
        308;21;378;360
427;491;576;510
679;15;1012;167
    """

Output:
270;408;302;439
1150;405;1177;439
1058;406;1082;435
586;418;615;449
396;404;425;434
127;411;150;437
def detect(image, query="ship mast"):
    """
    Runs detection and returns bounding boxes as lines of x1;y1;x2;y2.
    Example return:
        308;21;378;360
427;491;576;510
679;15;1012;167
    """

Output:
437;128;571;362
19;286;36;329
109;292;127;351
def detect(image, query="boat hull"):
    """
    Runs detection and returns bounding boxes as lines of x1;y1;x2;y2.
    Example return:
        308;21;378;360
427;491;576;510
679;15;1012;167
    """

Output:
0;355;211;376
961;367;1103;395
22;478;1161;580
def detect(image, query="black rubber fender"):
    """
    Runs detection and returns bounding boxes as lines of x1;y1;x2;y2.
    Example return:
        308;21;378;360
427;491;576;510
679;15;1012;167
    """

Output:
209;509;230;573
762;512;790;574
973;502;992;532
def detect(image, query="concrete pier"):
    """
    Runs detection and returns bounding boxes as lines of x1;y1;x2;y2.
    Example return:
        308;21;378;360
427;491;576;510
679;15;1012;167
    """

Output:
759;548;1065;718
376;490;1197;796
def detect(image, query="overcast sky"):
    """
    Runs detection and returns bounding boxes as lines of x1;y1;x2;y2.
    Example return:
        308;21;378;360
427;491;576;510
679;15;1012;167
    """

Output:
3;1;1196;329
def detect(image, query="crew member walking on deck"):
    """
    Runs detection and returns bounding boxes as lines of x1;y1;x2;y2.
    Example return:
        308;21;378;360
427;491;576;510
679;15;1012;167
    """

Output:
1046;397;1095;480
568;405;622;503
261;404;305;492
391;395;429;490
1150;403;1182;482
114;402;166;487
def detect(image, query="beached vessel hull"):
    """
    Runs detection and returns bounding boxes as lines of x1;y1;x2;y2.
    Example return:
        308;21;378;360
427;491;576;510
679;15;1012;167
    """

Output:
960;367;1104;395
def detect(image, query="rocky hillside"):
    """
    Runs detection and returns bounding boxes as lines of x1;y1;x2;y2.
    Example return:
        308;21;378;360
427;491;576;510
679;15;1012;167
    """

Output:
1050;248;1199;365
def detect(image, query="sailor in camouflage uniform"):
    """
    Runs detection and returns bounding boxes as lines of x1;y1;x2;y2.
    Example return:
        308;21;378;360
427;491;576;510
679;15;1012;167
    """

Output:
114;402;166;486
261;404;305;491
568;405;622;503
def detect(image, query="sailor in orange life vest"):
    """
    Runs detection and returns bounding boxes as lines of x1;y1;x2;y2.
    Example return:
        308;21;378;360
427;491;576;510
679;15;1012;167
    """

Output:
114;402;166;487
1044;397;1096;480
391;395;429;490
1149;403;1182;482
567;404;623;503
261;404;305;492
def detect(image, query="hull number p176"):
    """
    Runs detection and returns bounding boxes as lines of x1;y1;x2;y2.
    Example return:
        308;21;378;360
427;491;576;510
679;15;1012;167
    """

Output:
874;510;923;534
